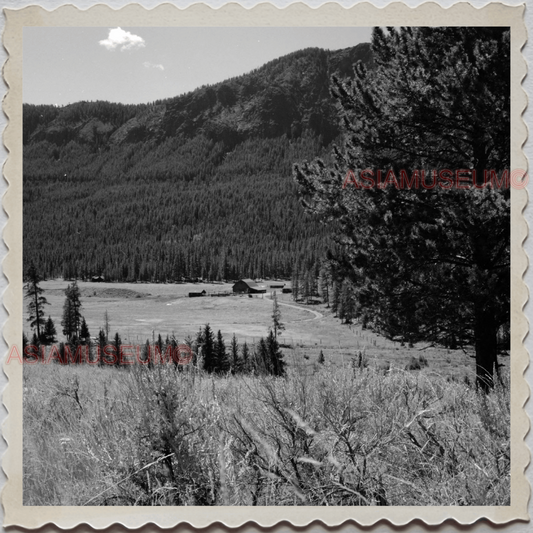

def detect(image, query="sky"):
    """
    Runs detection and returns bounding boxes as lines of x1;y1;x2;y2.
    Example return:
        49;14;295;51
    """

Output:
23;27;372;106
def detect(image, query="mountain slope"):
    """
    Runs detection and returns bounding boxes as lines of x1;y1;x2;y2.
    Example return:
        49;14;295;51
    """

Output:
23;44;372;282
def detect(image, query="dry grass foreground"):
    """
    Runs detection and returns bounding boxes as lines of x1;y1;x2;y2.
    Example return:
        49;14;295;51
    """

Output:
23;362;510;506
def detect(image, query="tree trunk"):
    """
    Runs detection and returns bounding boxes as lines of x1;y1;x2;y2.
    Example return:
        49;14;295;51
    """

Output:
474;305;498;393
33;289;41;340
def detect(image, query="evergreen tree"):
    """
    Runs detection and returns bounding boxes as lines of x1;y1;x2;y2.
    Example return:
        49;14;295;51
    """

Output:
230;333;240;374
23;332;39;362
184;335;196;367
306;270;316;302
58;342;65;365
104;310;110;340
331;280;340;316
266;330;286;377
195;327;204;368
270;291;285;341
156;333;164;363
291;261;300;301
294;27;510;391
113;332;122;368
79;318;90;344
318;262;331;306
201;324;216;373
62;280;83;342
256;338;270;375
24;262;49;342
339;280;355;324
41;316;57;346
300;268;309;303
31;332;40;351
141;338;153;369
170;336;180;370
98;329;107;367
241;341;251;373
214;330;230;374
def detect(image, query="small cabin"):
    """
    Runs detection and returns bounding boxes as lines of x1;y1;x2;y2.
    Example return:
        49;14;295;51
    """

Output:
189;290;207;298
91;275;105;282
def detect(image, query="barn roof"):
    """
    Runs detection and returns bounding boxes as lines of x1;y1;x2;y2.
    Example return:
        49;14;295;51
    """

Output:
236;279;258;288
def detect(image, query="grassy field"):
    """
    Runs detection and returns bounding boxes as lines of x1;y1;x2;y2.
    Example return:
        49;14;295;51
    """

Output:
25;280;483;381
23;281;510;506
23;362;510;506
32;280;308;344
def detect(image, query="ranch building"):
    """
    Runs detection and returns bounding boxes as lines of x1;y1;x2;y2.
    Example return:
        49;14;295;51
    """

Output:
232;279;267;295
189;290;207;297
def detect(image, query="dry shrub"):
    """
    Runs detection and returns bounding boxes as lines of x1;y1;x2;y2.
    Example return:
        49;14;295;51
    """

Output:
23;360;510;506
222;367;510;506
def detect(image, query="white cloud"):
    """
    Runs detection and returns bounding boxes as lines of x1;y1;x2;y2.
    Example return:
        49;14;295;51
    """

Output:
143;61;165;71
99;27;145;51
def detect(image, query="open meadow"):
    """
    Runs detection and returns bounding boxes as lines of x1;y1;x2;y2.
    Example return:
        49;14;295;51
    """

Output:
25;280;484;381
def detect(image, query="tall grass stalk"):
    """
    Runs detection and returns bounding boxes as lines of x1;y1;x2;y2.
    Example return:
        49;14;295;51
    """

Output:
23;362;510;506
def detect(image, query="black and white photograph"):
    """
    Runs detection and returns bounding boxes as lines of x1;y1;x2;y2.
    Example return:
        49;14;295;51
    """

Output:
2;1;529;528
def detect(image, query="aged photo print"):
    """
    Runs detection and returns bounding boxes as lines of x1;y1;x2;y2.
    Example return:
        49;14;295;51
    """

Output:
2;1;529;529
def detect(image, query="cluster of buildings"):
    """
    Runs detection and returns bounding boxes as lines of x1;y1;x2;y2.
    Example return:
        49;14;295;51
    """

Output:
188;279;292;298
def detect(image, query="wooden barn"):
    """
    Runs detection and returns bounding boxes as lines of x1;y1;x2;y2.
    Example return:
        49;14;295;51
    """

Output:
232;279;267;294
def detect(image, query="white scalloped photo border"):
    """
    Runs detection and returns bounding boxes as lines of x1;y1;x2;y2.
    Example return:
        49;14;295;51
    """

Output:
2;2;528;528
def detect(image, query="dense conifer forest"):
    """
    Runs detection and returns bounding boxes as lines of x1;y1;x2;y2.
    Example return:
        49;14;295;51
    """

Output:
23;44;372;282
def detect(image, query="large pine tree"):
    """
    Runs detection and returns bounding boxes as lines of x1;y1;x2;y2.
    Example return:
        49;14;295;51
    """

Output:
24;262;49;342
79;318;91;345
294;27;510;391
214;330;230;374
61;280;83;342
98;329;107;367
270;291;285;340
41;316;57;346
266;330;286;377
201;324;216;374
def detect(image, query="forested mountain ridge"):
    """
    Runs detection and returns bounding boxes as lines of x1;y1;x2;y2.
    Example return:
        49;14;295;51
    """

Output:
23;44;372;282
